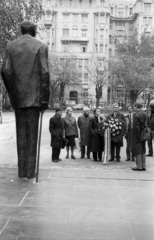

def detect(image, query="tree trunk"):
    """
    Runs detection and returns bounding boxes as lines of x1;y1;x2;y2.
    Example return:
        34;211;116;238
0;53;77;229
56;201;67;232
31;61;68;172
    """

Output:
59;84;65;106
95;85;102;107
130;90;138;107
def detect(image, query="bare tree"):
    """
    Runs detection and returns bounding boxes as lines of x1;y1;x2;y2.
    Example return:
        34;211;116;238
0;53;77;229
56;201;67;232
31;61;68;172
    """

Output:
87;55;108;107
49;53;80;105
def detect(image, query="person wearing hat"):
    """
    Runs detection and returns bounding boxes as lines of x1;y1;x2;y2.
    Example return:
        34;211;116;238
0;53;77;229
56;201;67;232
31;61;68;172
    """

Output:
1;20;49;179
109;103;126;162
131;101;148;171
147;101;154;156
77;107;91;159
49;108;63;162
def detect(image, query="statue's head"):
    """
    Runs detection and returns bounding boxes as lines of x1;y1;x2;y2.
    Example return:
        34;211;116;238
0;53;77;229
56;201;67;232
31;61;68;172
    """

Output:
21;20;37;37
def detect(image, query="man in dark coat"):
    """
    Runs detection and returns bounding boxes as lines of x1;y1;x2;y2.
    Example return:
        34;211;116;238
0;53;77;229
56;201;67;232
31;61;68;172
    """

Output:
90;108;104;161
132;102;148;171
109;103;126;162
77;107;91;159
49;109;63;162
147;103;154;156
1;20;49;179
125;106;135;161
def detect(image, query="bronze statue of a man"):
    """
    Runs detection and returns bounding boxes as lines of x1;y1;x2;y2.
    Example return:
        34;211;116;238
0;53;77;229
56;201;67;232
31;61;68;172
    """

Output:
1;20;50;179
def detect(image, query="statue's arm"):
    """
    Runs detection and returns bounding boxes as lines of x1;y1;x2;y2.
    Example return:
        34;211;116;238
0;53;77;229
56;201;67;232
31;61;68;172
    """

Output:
1;47;13;93
39;44;50;109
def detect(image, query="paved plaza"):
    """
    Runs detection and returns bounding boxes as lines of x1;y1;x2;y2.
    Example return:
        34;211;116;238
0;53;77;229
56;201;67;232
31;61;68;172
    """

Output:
0;112;154;240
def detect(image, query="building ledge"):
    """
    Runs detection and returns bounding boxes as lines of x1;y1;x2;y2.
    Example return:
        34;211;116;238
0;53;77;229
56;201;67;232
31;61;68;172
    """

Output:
110;13;138;22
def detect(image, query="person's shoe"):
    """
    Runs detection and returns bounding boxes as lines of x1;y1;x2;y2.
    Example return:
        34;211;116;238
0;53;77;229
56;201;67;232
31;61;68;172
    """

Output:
142;168;146;171
52;159;59;163
132;167;142;171
109;159;114;161
65;155;69;159
126;159;130;161
99;159;102;162
93;159;98;161
146;154;153;156
58;159;62;161
87;156;91;159
116;159;120;162
132;158;135;162
71;155;76;159
80;155;85;159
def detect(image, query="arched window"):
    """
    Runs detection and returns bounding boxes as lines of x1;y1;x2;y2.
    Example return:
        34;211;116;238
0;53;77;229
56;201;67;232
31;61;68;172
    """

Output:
62;25;69;37
72;25;78;38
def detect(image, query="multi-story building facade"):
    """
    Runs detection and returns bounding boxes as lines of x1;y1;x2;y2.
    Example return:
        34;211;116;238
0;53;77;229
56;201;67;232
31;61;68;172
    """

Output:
108;0;154;107
40;0;154;107
41;0;110;106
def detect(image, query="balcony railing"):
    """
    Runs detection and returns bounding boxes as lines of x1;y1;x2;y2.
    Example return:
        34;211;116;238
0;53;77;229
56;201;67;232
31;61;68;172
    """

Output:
61;37;89;42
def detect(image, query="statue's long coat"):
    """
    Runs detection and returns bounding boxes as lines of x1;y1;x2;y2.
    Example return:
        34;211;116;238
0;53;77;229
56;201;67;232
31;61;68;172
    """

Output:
1;34;49;109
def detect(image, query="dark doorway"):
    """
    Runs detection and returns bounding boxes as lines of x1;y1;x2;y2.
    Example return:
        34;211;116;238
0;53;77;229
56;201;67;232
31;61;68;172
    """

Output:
69;91;78;104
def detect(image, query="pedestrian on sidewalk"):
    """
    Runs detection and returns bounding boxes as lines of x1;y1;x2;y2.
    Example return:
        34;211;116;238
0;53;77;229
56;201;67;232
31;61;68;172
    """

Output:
1;20;49;179
63;107;78;159
77;107;91;159
109;103;126;162
147;103;154;156
49;108;63;163
132;101;148;171
125;106;135;161
90;108;104;161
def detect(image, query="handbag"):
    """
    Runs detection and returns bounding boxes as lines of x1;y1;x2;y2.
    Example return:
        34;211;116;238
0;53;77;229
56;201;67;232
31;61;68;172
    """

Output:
61;138;69;149
140;126;151;141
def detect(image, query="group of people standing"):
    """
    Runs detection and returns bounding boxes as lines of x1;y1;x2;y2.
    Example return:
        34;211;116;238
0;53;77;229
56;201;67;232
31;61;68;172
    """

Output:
49;101;152;172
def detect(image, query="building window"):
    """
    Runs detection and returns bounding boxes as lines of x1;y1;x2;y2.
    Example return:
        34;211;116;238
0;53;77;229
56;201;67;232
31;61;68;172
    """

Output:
89;0;92;5
118;8;124;17
100;29;104;40
69;0;72;6
72;25;78;38
59;0;62;6
72;14;79;23
129;8;133;15
81;14;88;23
78;59;83;68
109;49;112;56
109;35;112;44
62;43;69;52
81;45;87;53
116;22;125;30
81;26;88;38
105;45;107;53
63;14;70;23
148;17;153;26
95;44;98;53
83;88;88;97
111;7;113;15
110;22;112;30
100;44;103;53
84;59;88;68
62;26;69;37
143;17;147;25
52;43;54;51
95;29;98;39
46;26;50;43
84;73;88;82
78;72;82;82
144;3;151;12
79;0;82;3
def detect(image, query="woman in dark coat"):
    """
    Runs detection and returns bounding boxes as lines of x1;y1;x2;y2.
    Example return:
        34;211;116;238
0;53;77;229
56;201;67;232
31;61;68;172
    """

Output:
49;109;63;163
131;103;148;171
63;107;78;159
90;108;104;161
